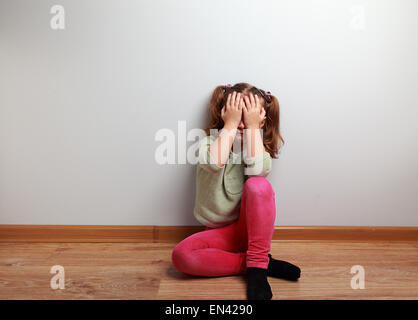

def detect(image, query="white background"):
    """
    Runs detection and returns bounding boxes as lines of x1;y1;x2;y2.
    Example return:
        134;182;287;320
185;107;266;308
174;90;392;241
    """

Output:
1;0;417;225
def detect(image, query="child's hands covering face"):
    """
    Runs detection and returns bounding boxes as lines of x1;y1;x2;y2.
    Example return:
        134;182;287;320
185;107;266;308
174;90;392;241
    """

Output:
221;91;243;129
243;93;266;129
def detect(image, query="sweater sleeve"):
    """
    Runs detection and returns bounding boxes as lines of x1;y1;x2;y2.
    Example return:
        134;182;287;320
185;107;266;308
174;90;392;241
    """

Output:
198;136;224;174
243;150;272;177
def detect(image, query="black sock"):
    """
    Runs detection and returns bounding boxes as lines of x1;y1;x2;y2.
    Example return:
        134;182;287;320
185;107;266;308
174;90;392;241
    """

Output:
267;253;301;281
246;267;273;300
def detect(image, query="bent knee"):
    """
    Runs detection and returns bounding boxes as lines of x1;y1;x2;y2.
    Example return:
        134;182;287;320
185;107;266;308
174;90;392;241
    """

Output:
171;242;189;272
244;176;275;197
171;232;214;275
171;237;204;274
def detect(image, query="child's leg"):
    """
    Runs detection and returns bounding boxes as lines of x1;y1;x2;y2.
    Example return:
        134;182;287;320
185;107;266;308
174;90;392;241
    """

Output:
235;176;276;270
171;177;275;277
171;219;246;277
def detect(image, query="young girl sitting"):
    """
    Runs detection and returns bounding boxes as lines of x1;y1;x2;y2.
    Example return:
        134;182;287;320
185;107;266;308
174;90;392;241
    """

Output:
171;82;301;300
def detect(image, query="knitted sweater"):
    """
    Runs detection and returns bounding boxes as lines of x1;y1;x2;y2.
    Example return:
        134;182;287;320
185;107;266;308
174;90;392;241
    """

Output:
193;135;272;228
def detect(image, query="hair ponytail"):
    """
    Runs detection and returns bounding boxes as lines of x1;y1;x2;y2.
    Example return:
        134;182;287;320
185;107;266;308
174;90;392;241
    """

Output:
262;94;284;158
204;85;227;135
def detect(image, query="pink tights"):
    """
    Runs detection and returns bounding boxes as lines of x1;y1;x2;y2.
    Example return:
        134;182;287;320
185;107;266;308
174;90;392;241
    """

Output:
171;176;276;277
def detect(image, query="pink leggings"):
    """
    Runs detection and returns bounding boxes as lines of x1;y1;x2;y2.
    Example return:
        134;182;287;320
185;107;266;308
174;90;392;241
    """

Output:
171;176;276;277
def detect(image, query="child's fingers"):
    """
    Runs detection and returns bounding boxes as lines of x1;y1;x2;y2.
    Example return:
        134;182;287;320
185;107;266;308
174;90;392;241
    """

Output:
255;95;261;110
242;104;248;114
241;96;245;108
235;92;241;109
243;95;250;109
231;91;237;107
248;94;254;110
238;96;244;111
226;93;231;111
249;93;255;109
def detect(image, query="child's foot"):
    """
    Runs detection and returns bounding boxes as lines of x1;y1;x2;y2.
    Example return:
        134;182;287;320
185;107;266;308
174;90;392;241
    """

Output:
267;253;301;281
246;267;273;300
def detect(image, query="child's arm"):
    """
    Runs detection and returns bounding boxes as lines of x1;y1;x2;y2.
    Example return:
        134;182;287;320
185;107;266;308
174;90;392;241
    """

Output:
209;91;243;167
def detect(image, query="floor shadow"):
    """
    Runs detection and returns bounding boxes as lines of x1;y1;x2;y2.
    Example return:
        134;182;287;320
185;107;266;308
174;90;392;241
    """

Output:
166;264;249;281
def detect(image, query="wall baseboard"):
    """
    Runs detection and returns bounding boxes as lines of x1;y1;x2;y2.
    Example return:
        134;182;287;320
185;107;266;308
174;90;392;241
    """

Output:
0;225;417;243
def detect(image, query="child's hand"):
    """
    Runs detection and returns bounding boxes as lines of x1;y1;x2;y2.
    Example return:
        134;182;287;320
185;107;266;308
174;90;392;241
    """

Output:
221;91;243;129
243;93;266;129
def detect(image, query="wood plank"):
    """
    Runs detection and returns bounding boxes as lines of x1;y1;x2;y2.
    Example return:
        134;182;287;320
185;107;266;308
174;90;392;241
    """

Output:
0;225;155;243
0;242;417;299
274;226;418;241
0;225;417;243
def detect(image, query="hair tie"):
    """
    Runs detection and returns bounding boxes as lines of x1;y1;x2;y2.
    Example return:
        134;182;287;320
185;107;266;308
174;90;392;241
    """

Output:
254;86;272;104
265;91;272;103
223;84;232;92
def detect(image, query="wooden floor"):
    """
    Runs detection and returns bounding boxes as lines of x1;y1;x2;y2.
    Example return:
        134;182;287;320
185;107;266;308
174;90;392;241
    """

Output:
0;241;417;299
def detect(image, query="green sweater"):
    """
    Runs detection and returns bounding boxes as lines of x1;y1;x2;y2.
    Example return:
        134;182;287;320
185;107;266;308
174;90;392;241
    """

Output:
193;135;272;228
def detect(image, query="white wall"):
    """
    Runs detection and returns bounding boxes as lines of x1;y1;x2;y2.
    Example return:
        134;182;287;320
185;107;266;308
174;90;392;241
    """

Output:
1;0;417;226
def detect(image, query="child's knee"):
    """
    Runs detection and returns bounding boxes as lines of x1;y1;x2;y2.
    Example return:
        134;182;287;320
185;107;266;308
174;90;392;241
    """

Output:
244;176;275;198
171;237;205;274
171;242;189;273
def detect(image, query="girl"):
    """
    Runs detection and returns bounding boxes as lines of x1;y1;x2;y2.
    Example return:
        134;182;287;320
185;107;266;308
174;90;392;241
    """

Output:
171;82;301;300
